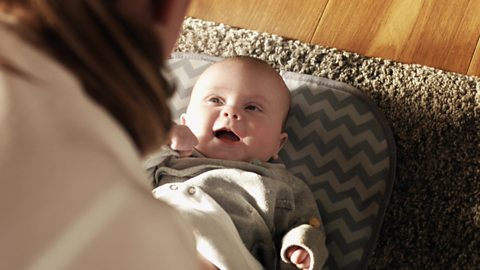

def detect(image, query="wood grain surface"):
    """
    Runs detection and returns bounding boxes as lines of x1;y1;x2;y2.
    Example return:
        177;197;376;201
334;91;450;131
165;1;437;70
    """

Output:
187;0;480;77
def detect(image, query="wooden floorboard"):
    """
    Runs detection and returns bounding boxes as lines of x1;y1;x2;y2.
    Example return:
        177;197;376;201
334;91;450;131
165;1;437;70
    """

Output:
399;0;480;76
312;0;398;57
187;0;480;77
469;37;480;76
187;0;328;42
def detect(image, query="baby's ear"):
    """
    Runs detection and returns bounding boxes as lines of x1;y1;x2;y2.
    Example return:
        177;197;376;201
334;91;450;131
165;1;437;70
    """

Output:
272;132;288;160
279;132;288;149
180;113;187;125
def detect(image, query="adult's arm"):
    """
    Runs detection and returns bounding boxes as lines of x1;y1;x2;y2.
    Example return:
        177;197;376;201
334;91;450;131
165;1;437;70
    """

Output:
0;34;201;268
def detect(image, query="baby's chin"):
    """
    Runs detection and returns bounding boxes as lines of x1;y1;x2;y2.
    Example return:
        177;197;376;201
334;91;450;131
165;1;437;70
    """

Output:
206;152;245;162
198;149;246;162
196;144;272;162
208;152;270;163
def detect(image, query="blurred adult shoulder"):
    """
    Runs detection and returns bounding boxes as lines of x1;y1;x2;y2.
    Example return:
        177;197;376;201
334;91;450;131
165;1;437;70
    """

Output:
0;0;202;268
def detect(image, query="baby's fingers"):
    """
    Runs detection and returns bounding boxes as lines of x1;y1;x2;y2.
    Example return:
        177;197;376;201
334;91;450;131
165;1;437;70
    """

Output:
170;137;197;151
290;249;307;263
287;247;311;269
169;125;198;154
176;149;194;158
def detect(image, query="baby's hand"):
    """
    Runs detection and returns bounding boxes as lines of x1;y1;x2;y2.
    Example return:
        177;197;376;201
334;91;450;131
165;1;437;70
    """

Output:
286;246;311;270
169;124;198;157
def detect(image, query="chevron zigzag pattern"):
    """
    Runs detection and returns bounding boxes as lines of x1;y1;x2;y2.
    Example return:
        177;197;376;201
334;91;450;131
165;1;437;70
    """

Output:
167;53;395;270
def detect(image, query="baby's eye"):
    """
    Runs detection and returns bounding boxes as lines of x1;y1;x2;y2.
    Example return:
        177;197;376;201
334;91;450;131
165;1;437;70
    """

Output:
208;97;221;104
245;105;262;112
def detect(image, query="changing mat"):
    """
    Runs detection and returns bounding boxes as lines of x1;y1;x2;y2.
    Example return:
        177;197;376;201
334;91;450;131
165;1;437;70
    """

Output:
166;52;396;270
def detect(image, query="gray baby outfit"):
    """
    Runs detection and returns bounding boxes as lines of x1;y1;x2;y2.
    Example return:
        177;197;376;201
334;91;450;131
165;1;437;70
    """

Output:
145;147;328;270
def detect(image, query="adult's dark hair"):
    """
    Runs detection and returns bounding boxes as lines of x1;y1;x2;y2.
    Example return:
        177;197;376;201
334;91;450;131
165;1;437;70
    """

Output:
0;0;174;155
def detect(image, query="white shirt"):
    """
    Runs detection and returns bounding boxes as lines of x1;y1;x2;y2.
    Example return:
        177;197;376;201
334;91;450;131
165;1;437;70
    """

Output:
0;24;200;270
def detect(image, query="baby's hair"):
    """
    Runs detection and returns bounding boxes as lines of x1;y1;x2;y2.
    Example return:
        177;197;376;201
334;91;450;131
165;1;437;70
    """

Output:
221;55;291;129
225;55;272;66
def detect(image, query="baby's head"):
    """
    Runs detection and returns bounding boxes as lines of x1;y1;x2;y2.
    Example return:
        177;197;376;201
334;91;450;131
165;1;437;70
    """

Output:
181;56;291;162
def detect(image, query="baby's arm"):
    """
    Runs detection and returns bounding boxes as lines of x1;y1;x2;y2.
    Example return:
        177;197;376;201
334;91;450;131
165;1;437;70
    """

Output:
169;124;198;157
279;173;328;269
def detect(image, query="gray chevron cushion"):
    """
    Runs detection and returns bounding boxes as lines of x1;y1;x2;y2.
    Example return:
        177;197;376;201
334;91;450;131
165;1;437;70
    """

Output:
166;52;396;270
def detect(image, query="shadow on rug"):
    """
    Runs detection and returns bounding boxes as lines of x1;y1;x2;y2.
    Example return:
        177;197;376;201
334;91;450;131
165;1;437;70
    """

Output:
175;17;480;269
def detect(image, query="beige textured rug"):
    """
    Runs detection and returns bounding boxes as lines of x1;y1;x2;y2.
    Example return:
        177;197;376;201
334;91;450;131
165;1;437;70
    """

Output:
175;17;480;269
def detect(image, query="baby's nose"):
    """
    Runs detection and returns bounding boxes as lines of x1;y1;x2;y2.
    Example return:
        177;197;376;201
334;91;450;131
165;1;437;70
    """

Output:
222;107;240;120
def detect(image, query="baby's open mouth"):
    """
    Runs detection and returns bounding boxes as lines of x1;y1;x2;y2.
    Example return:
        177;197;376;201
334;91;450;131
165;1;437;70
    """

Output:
214;129;240;142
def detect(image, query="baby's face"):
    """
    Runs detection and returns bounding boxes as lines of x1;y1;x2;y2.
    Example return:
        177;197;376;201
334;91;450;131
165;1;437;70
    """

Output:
182;59;290;162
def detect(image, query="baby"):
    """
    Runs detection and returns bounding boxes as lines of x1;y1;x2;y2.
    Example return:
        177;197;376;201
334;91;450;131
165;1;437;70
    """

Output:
146;56;328;270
